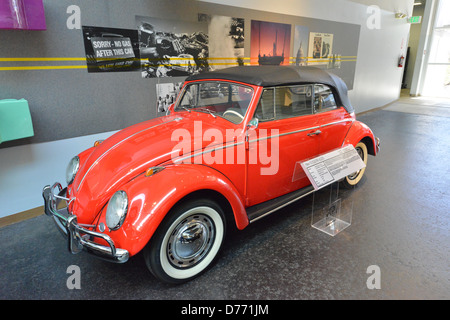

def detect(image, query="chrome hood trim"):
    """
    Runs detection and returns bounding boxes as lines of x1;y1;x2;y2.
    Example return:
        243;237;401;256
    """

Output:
76;118;178;192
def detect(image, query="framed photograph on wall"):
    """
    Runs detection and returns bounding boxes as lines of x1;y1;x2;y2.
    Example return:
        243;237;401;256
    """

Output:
293;25;309;66
136;16;210;78
199;14;245;70
250;20;291;66
156;82;183;114
81;26;141;73
308;32;334;65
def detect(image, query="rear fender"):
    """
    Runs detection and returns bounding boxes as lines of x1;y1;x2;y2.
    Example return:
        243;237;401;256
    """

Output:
96;164;248;257
343;120;378;156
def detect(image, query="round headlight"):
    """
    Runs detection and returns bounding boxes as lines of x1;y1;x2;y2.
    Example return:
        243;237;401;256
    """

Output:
106;191;128;231
66;156;80;185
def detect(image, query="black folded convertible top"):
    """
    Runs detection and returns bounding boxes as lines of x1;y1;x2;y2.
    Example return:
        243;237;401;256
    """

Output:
186;65;354;113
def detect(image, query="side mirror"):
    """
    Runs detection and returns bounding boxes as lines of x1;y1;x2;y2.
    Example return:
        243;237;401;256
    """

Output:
247;118;259;129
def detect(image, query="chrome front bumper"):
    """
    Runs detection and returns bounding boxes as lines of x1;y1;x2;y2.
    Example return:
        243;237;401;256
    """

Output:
42;183;129;263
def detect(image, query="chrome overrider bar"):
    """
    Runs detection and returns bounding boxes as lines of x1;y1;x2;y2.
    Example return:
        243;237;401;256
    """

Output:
42;183;129;263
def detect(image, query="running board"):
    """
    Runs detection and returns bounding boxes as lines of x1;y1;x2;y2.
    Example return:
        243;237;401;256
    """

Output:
246;185;315;223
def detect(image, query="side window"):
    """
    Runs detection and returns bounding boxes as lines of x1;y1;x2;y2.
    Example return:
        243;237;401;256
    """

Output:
254;88;275;121
254;84;313;121
314;84;337;113
280;85;313;118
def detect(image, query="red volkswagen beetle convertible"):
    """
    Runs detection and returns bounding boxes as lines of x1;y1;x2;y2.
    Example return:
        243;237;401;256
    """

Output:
43;66;379;283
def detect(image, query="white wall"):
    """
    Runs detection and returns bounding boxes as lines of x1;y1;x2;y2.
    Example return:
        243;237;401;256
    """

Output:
0;131;116;218
0;0;414;218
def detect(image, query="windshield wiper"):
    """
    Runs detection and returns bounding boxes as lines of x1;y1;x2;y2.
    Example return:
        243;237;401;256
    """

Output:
196;107;217;118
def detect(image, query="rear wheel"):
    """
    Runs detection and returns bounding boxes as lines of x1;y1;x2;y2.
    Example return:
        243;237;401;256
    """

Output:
341;141;368;188
144;198;226;284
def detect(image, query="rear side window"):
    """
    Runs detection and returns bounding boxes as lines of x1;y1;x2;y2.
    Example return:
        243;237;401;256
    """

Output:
314;84;337;113
254;84;313;121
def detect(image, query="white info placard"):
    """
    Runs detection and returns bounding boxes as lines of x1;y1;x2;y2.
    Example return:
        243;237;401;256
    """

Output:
300;145;366;190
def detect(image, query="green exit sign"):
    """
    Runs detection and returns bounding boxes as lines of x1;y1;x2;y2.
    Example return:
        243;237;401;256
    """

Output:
409;16;422;24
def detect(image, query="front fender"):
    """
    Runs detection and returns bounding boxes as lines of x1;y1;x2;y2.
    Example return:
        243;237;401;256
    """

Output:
96;164;248;257
343;120;378;156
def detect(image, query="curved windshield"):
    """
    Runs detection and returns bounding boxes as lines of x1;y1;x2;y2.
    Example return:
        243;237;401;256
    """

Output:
175;81;254;124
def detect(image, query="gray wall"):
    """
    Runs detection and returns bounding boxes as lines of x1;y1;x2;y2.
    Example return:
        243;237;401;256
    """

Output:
0;0;359;148
0;0;201;148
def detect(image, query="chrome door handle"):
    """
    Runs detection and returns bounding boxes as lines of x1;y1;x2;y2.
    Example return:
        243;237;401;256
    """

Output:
307;129;322;136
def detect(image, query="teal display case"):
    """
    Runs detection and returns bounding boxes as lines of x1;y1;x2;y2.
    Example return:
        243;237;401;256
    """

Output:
0;99;34;143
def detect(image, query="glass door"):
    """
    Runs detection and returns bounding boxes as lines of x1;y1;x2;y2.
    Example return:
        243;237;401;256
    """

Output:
422;0;450;97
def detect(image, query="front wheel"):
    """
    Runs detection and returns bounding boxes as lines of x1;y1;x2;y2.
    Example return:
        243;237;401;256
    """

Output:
341;141;368;188
143;198;226;284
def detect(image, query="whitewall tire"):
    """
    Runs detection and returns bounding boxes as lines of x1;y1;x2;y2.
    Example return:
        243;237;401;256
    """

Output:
342;141;368;188
144;198;226;284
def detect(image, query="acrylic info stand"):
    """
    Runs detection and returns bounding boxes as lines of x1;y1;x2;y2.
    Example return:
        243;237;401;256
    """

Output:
310;181;353;236
299;145;364;237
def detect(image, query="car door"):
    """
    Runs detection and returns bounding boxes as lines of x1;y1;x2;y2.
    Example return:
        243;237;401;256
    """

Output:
313;84;353;155
245;84;320;207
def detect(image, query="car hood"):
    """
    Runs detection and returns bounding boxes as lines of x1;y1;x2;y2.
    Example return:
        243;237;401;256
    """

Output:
69;112;242;223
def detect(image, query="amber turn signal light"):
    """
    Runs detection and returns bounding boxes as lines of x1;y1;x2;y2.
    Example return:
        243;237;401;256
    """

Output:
94;140;104;147
145;166;165;177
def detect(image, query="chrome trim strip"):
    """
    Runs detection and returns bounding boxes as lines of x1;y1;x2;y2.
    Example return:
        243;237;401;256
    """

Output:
77;119;176;191
248;126;320;143
172;125;322;164
249;188;316;223
320;119;353;128
173;141;245;164
170;120;352;165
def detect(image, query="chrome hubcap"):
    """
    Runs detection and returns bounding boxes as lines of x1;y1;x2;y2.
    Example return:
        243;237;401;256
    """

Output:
167;214;215;268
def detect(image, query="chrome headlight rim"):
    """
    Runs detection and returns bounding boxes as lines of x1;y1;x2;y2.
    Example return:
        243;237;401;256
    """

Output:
106;190;129;231
66;156;80;185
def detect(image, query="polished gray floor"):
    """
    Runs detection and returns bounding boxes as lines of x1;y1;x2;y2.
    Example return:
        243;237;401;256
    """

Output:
1;95;449;300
